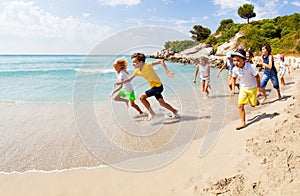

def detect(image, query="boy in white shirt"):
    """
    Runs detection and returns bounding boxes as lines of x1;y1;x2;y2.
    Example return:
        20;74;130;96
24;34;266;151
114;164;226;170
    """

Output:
230;49;261;130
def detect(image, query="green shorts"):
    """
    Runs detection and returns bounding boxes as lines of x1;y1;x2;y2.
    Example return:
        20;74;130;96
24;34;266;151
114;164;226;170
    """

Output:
119;90;136;101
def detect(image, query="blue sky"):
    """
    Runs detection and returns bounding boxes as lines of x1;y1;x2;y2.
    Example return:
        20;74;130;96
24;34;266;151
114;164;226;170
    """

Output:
0;0;299;54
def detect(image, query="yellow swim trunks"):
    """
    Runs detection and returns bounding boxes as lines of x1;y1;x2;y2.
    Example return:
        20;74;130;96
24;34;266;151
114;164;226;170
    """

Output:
238;87;257;106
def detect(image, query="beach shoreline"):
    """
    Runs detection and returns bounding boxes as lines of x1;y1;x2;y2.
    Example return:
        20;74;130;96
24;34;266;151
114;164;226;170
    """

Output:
0;69;299;195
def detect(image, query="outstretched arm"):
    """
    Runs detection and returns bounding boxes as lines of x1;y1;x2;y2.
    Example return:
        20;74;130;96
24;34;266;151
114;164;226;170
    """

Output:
114;75;135;86
109;83;122;98
217;64;226;77
152;59;175;78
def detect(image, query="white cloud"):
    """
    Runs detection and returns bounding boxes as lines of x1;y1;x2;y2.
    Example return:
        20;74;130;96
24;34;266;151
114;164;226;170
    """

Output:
291;1;300;7
97;0;141;7
82;12;90;18
0;0;111;53
212;0;247;10
162;0;173;5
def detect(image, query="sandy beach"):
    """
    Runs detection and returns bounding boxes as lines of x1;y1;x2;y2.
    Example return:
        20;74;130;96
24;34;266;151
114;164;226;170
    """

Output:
0;68;299;195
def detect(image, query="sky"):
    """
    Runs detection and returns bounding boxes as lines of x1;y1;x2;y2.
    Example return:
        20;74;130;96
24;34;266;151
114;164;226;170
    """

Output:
0;0;299;54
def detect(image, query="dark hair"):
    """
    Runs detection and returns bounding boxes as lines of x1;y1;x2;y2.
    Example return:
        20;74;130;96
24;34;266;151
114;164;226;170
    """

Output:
232;48;247;60
261;43;272;54
131;52;146;62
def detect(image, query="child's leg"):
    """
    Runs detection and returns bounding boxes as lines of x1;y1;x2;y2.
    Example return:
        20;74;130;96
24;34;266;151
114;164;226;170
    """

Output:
200;81;205;92
236;104;246;130
205;81;209;96
129;100;143;114
139;93;155;120
157;98;178;115
228;76;233;90
113;94;129;107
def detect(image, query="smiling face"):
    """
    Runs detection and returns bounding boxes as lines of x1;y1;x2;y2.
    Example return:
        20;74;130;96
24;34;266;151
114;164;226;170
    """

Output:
233;55;246;69
131;57;143;69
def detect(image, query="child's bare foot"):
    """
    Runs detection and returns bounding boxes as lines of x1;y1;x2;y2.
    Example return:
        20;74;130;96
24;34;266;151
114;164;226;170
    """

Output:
145;113;155;121
256;99;260;106
236;124;246;130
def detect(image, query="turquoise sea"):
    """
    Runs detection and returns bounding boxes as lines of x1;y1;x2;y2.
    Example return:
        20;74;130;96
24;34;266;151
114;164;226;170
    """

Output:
0;55;212;103
0;54;232;173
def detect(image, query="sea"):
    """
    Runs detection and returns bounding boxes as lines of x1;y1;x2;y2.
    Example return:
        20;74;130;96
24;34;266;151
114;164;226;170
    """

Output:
0;54;232;173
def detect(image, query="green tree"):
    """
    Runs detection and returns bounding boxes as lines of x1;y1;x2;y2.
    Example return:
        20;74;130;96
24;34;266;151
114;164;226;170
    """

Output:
238;4;256;24
216;19;234;33
190;25;211;42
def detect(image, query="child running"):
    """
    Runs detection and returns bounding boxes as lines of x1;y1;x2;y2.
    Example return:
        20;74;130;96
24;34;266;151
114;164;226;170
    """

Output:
257;43;282;103
278;54;290;85
217;52;239;91
115;53;178;121
230;49;261;130
109;57;145;116
193;56;211;97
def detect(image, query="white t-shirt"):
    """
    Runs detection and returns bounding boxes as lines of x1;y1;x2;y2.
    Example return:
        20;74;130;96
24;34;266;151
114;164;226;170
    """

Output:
117;70;133;92
232;62;259;88
198;64;209;80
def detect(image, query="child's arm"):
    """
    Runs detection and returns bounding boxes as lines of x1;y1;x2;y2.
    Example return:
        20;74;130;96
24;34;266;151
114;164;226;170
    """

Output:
152;59;175;78
114;75;135;86
193;66;199;83
258;55;273;69
255;74;261;97
230;77;237;96
109;83;122;98
217;63;226;77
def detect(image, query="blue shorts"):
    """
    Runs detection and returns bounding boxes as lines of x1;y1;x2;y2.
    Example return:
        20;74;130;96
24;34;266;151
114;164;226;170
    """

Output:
260;74;280;89
145;85;163;100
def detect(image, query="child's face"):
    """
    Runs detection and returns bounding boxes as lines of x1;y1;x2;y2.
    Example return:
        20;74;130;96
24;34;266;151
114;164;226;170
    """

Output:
131;57;143;68
199;59;206;66
262;46;268;56
113;63;122;73
233;56;245;68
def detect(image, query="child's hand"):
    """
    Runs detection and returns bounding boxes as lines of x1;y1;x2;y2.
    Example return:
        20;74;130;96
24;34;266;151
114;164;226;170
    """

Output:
193;79;196;83
230;90;235;97
167;71;175;78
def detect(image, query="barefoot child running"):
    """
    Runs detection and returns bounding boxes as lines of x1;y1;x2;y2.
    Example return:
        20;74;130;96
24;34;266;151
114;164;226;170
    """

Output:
230;49;261;130
109;57;145;116
115;53;178;121
278;54;290;85
193;56;210;97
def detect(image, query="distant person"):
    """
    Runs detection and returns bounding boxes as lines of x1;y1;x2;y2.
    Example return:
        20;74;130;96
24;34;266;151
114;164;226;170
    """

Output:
246;48;254;64
193;56;211;97
115;53;178;121
257;43;282;103
278;54;290;85
217;52;239;91
109;57;145;116
230;49;261;130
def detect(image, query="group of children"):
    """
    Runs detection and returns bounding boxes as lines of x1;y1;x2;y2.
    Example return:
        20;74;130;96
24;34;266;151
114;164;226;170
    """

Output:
109;53;178;121
109;44;290;130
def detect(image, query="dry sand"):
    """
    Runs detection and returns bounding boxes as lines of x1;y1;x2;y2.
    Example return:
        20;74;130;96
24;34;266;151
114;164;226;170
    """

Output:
0;69;299;195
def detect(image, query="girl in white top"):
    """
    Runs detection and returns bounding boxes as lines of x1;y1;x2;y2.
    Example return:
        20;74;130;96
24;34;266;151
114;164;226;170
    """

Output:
193;56;210;97
278;54;290;85
109;57;145;115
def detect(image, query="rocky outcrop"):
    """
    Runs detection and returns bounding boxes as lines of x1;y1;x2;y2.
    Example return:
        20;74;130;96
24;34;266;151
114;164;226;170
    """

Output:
215;31;245;56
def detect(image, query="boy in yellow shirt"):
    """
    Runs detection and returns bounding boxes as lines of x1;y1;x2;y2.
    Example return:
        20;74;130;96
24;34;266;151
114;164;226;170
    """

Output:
115;52;178;121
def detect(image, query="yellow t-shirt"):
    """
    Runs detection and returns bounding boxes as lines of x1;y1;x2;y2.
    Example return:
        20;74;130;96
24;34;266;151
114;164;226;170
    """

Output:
133;62;162;88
